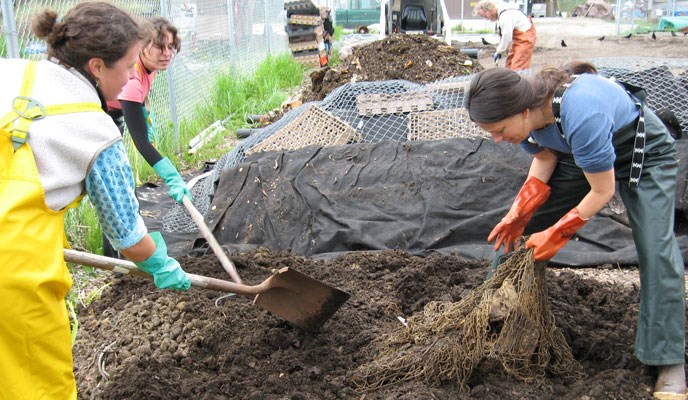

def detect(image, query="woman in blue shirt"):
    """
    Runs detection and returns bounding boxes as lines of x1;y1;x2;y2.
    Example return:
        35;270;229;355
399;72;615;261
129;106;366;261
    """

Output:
465;62;685;399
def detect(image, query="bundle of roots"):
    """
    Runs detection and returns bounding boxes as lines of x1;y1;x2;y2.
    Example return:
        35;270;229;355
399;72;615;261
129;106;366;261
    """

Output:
354;247;585;390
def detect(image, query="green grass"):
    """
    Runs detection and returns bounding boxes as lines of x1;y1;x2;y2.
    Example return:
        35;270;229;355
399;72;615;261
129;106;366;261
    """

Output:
65;198;105;253
452;24;495;34
627;20;659;35
334;25;344;41
67;53;304;255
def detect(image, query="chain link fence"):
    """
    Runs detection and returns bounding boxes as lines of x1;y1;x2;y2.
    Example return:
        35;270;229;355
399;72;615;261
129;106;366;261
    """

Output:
1;0;289;145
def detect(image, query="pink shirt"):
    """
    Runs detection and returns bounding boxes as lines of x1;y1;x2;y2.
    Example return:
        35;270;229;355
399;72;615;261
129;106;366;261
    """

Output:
106;55;156;111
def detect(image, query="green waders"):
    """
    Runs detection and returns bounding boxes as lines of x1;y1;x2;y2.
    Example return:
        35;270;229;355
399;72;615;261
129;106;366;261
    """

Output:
489;104;686;365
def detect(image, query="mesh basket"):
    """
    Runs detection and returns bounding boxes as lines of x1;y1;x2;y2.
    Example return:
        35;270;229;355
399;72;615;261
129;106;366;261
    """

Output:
245;105;362;155
408;109;489;141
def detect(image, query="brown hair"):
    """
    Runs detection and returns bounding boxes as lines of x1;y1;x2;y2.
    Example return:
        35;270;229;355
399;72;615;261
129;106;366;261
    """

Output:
31;2;142;70
145;17;181;54
465;61;598;123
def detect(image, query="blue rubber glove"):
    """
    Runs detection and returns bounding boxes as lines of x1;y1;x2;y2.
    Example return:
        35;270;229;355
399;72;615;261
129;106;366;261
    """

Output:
493;52;501;64
134;232;191;291
152;157;192;204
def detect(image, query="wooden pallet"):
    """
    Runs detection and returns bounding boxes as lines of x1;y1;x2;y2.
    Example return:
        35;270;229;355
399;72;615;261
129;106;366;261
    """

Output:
356;91;433;116
288;14;321;26
283;0;318;12
289;40;320;52
246;106;362;155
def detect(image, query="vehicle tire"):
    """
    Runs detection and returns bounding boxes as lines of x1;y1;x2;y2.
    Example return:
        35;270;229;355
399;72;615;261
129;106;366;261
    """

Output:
357;26;369;34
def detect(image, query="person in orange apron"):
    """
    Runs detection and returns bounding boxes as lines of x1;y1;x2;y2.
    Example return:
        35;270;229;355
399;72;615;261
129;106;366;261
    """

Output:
474;0;537;71
0;3;191;398
466;62;686;399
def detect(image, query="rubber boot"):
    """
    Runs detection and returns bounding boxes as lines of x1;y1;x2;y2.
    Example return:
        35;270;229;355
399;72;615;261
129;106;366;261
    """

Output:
654;364;688;400
487;247;509;280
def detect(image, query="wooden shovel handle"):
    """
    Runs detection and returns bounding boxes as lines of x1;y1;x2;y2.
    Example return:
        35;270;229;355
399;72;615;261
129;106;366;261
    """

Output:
63;249;267;296
182;196;242;284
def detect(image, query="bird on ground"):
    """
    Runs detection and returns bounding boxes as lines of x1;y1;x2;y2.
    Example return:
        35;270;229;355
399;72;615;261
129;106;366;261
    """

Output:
623;33;632;39
671;31;677;37
561;39;567;47
652;31;657;40
481;37;490;46
597;35;605;41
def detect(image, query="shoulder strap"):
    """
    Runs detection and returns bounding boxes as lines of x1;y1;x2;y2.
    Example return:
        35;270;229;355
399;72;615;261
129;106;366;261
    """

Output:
608;77;646;187
551;74;579;141
0;61;103;151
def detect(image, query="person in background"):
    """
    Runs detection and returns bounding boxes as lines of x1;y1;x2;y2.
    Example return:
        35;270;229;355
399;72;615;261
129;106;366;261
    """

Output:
105;17;190;258
321;6;335;57
474;0;536;71
465;62;686;399
0;3;191;398
106;17;189;204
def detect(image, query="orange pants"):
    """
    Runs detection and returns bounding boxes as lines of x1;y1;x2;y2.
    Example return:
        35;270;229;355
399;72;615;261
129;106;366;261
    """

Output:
506;19;536;71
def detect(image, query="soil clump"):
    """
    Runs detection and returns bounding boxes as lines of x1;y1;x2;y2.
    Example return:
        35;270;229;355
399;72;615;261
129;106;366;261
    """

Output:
73;249;673;399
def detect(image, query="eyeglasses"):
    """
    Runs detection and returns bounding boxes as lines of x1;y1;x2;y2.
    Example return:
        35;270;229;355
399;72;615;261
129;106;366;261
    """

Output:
153;44;177;55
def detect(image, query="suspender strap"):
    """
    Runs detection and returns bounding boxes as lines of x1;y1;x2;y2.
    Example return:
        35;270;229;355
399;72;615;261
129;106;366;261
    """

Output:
0;61;103;151
551;74;578;140
551;75;645;187
627;97;645;187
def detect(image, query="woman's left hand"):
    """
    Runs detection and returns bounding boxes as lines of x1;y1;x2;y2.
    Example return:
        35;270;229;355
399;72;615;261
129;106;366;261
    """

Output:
526;208;587;261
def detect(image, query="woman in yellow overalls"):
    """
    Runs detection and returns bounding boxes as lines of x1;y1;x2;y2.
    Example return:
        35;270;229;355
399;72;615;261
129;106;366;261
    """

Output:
0;3;191;398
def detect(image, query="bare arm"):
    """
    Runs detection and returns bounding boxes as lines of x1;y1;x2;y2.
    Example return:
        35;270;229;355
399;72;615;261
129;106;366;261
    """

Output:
530;149;614;219
577;169;616;219
528;148;558;182
119;234;156;262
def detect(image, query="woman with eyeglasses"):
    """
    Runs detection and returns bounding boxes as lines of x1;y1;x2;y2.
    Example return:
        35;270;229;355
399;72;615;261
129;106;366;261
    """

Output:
105;17;190;257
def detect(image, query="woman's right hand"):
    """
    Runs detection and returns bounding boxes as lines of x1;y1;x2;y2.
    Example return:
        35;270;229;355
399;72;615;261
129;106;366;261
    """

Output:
488;216;527;253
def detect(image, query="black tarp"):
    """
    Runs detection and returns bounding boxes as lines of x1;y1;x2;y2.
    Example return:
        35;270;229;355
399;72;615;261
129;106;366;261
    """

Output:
184;137;688;266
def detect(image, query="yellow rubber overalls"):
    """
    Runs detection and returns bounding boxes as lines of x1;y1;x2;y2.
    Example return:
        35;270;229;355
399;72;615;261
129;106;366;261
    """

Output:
0;61;102;399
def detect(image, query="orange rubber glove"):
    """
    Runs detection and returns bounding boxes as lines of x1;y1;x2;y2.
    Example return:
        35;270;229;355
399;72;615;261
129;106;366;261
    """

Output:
526;208;588;261
488;176;551;253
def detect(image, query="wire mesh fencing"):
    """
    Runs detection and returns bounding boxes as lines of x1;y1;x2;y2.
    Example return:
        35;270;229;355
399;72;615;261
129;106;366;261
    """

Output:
162;56;688;234
1;0;289;146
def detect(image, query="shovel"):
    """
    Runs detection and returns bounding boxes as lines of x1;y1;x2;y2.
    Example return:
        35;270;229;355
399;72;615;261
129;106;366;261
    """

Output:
181;196;353;329
64;249;350;332
182;196;243;284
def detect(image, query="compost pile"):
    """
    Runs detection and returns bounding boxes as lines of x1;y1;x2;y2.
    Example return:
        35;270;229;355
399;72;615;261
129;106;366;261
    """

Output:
72;248;676;399
302;34;483;102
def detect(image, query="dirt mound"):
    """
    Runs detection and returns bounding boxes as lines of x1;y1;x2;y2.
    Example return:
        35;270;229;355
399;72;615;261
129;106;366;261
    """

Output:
72;249;671;399
302;34;483;102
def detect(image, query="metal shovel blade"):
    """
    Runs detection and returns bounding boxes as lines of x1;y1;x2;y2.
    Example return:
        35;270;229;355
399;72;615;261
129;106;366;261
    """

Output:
64;249;350;332
255;267;350;332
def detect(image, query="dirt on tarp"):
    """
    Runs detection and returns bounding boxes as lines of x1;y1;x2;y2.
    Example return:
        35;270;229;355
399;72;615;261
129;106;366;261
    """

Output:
301;34;483;102
72;249;684;399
